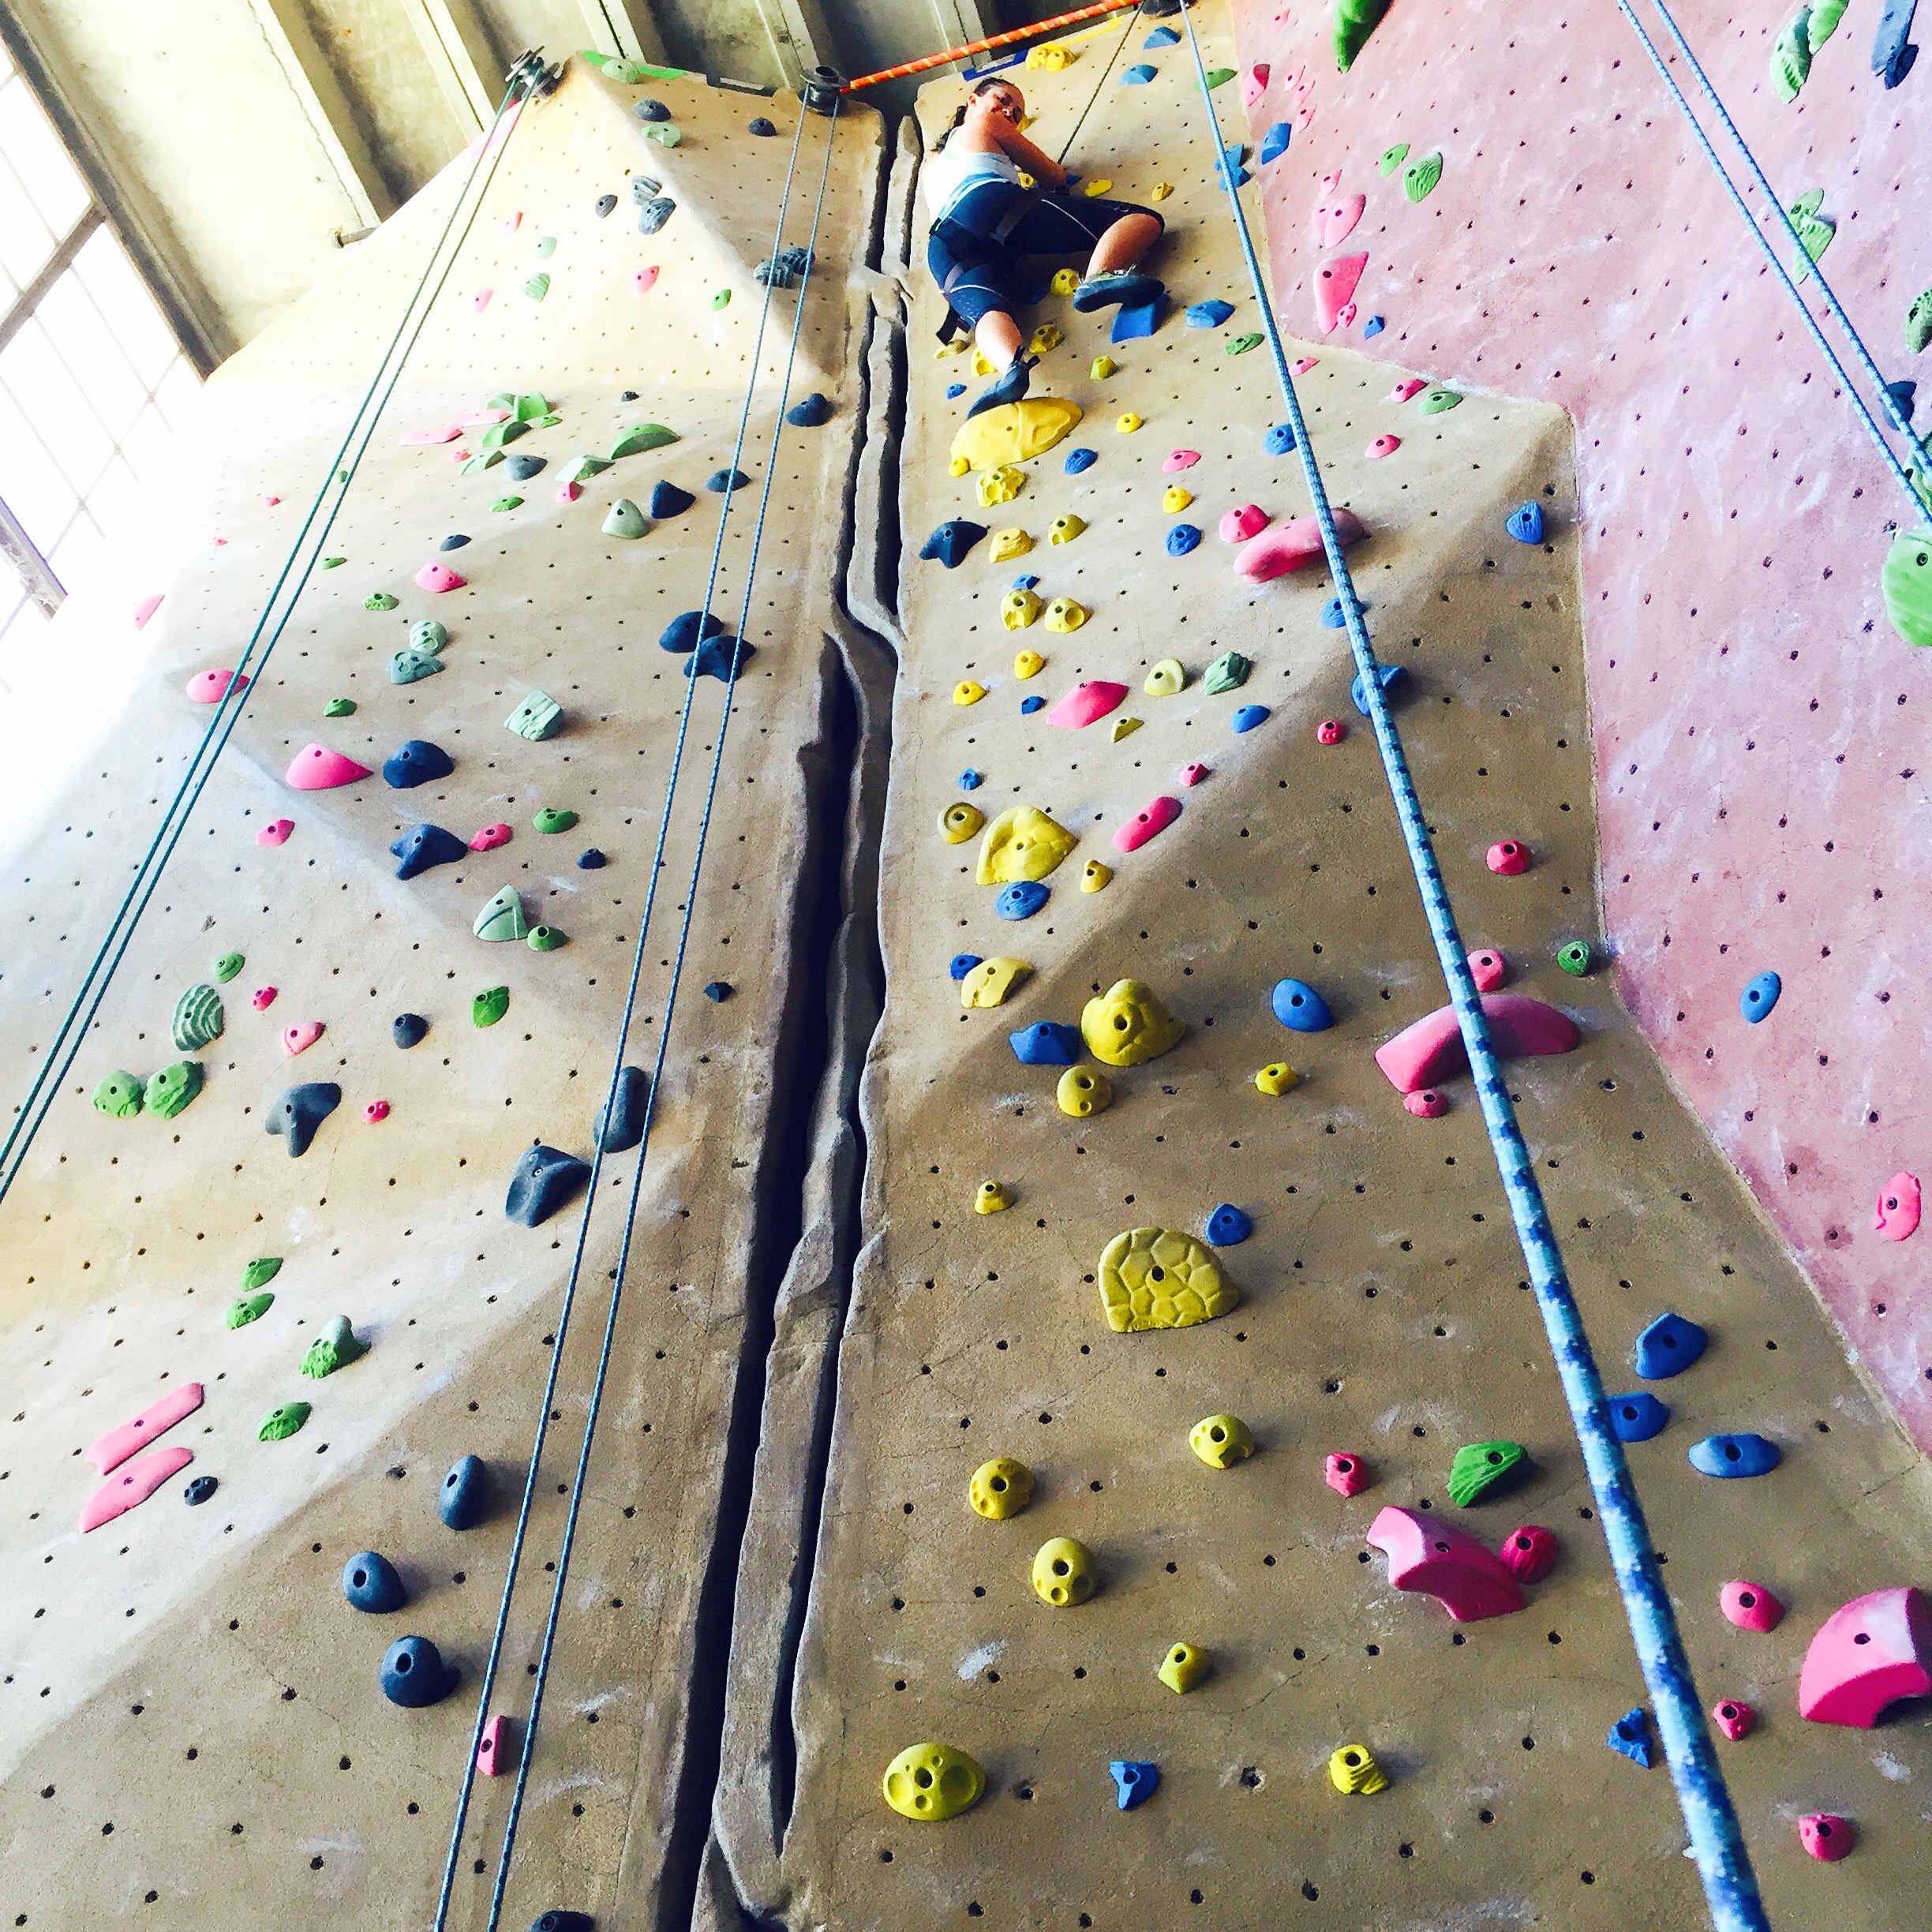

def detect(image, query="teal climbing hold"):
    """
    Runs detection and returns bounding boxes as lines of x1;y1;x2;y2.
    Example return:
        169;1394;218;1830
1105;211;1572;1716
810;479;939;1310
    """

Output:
410;618;447;653
505;691;564;739
170;983;224;1053
301;1314;369;1379
474;886;529;942
92;1070;144;1118
144;1060;203;1119
390;649;444;683
523;273;549;301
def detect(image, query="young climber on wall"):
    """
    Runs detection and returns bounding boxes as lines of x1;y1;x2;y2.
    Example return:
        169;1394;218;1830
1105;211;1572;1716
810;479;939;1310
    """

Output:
924;76;1166;418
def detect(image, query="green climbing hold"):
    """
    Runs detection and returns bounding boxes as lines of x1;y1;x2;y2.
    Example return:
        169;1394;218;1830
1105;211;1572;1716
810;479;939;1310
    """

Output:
515;392;552;420
1204;66;1237;88
1771;10;1812;100
1379;142;1409;175
491;496;524;513
474;886;530;942
1225;332;1263;355
527;924;569;952
505;691;563;740
609;423;679;459
1807;0;1848;46
301;1313;369;1380
170;983;224;1053
461;450;504;475
1204;651;1251;694
144;1060;203;1120
480;417;529;449
213;951;245;983
1555;938;1593;976
534;236;556;260
711;288;732;309
1403;152;1443;203
534;414;561;429
523;273;549;301
1788;189;1834;282
257;1401;311;1442
241;1256;283;1292
1334;0;1391;72
391;648;443;684
227;1290;275;1329
92;1070;144;1118
324;698;356;717
603;498;647;538
473;985;510;1028
559;453;610;483
321;556;346;569
1904;287;1932;355
1447;1440;1528;1507
364;592;399;612
1419;387;1462;414
410;619;447;653
534;807;578;833
644;122;682;147
1881;528;1932;646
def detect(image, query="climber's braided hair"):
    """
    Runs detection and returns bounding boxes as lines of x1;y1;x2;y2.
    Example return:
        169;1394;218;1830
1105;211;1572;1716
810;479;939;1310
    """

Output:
934;76;1021;152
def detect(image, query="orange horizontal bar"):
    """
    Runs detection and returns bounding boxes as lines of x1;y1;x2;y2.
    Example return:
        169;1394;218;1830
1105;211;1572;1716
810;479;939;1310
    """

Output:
842;0;1140;92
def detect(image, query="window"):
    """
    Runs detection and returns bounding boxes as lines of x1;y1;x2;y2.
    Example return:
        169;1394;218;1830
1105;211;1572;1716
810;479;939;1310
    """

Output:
0;43;199;668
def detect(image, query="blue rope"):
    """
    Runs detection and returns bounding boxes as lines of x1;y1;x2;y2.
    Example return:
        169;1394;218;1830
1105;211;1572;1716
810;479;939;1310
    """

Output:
1619;0;1926;521
1177;13;1771;1930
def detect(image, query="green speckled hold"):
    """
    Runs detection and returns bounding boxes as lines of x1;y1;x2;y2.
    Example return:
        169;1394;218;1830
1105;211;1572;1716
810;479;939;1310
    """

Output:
473;985;510;1027
227;1290;275;1329
534;235;556;259
364;592;399;612
170;983;224;1053
1204;66;1236;87
505;691;562;740
1225;332;1262;356
533;806;578;833
144;1059;203;1120
474;885;529;942
1378;142;1409;175
92;1069;144;1118
1403;152;1443;203
320;556;346;569
301;1312;369;1379
609;423;679;460
526;923;570;952
1334;0;1389;71
1770;10;1811;99
711;287;731;309
324;697;356;717
1908;288;1932;355
213;950;245;983
490;495;524;513
1203;650;1250;695
1419;387;1462;415
1881;528;1932;646
257;1401;311;1442
241;1256;283;1292
480;417;528;449
390;648;444;684
602;497;647;538
1555;938;1593;976
1447;1440;1528;1507
410;618;447;653
523;272;549;301
460;449;504;475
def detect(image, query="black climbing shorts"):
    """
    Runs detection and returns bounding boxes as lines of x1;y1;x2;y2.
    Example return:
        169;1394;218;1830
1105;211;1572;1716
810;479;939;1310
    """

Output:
927;179;1162;329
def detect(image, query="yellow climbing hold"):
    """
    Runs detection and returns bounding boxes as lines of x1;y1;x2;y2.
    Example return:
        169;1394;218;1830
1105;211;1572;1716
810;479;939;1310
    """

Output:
975;1180;1012;1215
972;348;995;376
1044;596;1088;632
1090;354;1116;380
976;805;1076;884
1256;1061;1299;1095
1110;716;1142;742
1189;1413;1256;1469
939;801;985;844
1082;979;1185;1066
977;464;1025;507
1050;268;1080;296
1083;178;1113;197
1144;657;1186;696
1099;1226;1238;1332
960;957;1032;1009
953;680;987;706
1158;1642;1210;1694
1013;648;1046;679
1026;40;1073;69
1328;1744;1389;1795
1028;322;1063;355
1056;1065;1113;1118
949;455;970;477
990;527;1034;562
1050;513;1087;545
1032;1535;1096;1606
1150;182;1173;201
1163;484;1193;513
969;1457;1034;1519
1080;859;1112;892
882;1743;986;1822
1002;587;1043;629
1115;411;1142;433
949;397;1084;472
937;339;968;358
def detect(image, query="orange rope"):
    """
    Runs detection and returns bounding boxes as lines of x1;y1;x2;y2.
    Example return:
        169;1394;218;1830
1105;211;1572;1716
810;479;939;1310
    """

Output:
841;0;1141;91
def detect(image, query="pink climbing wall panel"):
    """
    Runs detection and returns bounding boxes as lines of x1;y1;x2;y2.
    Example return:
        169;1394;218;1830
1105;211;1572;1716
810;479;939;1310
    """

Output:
1232;0;1932;1448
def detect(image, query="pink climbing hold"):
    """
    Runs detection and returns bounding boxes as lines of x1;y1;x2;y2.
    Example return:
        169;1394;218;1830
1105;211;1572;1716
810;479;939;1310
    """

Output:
256;819;294;847
1324;1451;1369;1497
133;593;164;629
1318;168;1341;193
1486;838;1530;875
1291;356;1319;376
1375;994;1583;1095
1234;507;1367;585
84;1382;204;1474
478;1713;517;1776
185;668;248;704
1391;376;1427;402
1403;1088;1447;1118
282;1020;325;1056
1316;717;1345;745
1178;761;1208;788
252;986;277;1010
1336;301;1357;331
285;744;372;790
1497;1524;1559;1584
503;211;521;231
633;266;660;295
1365;433;1401;460
264;495;280;506
1466;948;1508;992
1367;1506;1526;1623
556;481;582;504
1113;795;1182;853
1219;504;1270;543
470;822;513;851
454;409;511;427
1720;1580;1785;1633
1163;448;1201;473
1046;680;1129;729
1313;193;1365;247
1798;1586;1932;1727
80;1446;193;1533
471;289;492;313
402;424;462;446
1314;253;1368;334
1799;1815;1854;1863
1242;62;1270;107
416;560;466;593
1711;1697;1756;1741
364;1099;390;1124
1874;1172;1920;1241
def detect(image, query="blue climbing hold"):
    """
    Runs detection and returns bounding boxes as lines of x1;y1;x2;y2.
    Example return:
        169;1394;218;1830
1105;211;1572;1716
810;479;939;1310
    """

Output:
1350;663;1408;714
266;1082;340;1157
1121;62;1158;83
1112;298;1163;342
440;1454;489;1530
594;1067;651;1153
390;823;468;880
1013;574;1039;590
1166;523;1202;557
959;769;983;791
1231;705;1269;733
1633;1312;1707;1380
1264;422;1296;455
1144;24;1178;45
1260;121;1291;164
1063;447;1098;474
343;1549;407;1613
786;391;833;427
1206;1204;1252;1246
383;739;455;788
1321;597;1347;629
635;97;670;122
1874;0;1917;86
1689;1433;1781;1479
183;1473;218;1505
1607;1392;1670;1442
920;519;987;567
1009;1021;1083;1065
949;954;983;981
380;1634;459;1709
1110;1760;1159;1810
440;533;470;550
685;634;753;680
1218;160;1252;190
1885;378;1918;425
505;1144;591;1228
1187;300;1234;328
946;383;966;399
1606;1707;1653;1769
1362;316;1385;338
1740;971;1780;1023
577;848;606;869
1020;695;1045;714
649;480;695;519
996;881;1048;920
661;609;725;654
1507;500;1544;545
707;467;751;492
392;1013;428;1049
1271;978;1334;1032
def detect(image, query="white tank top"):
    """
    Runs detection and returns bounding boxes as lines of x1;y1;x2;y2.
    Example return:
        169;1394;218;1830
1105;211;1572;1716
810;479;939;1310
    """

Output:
923;140;1024;225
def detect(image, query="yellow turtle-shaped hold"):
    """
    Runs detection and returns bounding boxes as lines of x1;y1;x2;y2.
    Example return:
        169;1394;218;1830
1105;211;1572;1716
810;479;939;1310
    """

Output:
1081;978;1185;1066
990;526;1033;562
1032;1535;1096;1606
1044;596;1088;633
1098;1226;1237;1332
968;1455;1033;1519
882;1742;986;1821
977;464;1024;507
950;397;1083;472
960;957;1031;1009
939;801;985;844
1189;1413;1256;1469
1144;657;1185;696
1055;1065;1113;1118
1002;587;1043;630
976;806;1076;884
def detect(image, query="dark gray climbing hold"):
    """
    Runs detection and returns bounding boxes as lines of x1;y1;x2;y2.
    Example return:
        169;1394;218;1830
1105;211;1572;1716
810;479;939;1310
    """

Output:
380;1634;459;1709
749;115;777;135
1206;1204;1252;1245
649;480;695;518
1064;447;1097;474
1633;1311;1707;1379
440;1455;489;1530
506;1144;591;1226
504;453;546;481
661;609;725;654
628;177;660;205
595;1066;652;1153
183;1474;218;1506
920;519;987;567
703;980;732;1002
440;534;470;550
266;1082;341;1157
530;1914;594;1932
786;391;832;426
1607;1707;1653;1768
343;1549;407;1613
756;246;814;287
1265;422;1296;454
706;467;751;492
390;823;468;880
685;634;753;680
384;739;455;788
1166;523;1201;556
1009;1021;1083;1065
620;389;639;401
635;97;670;121
392;1012;429;1049
637;197;676;234
1608;1392;1669;1442
1350;663;1408;714
577;848;606;869
595;193;618;217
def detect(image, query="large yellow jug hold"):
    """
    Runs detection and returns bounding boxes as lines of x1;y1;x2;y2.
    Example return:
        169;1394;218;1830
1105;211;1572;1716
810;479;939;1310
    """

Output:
882;1742;986;1821
1081;978;1185;1066
950;397;1084;472
976;805;1076;884
1098;1226;1238;1332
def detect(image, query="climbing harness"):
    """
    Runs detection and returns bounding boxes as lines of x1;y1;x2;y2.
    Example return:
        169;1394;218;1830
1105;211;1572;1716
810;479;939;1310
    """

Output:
1174;11;1772;1930
0;51;552;1212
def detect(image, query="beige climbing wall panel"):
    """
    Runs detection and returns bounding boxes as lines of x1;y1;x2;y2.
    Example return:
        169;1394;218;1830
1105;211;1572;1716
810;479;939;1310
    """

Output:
0;64;884;1931
745;8;1932;1928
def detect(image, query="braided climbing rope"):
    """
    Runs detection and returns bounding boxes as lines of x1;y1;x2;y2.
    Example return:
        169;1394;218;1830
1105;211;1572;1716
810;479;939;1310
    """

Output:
0;56;547;1210
1174;13;1773;1930
843;0;1140;91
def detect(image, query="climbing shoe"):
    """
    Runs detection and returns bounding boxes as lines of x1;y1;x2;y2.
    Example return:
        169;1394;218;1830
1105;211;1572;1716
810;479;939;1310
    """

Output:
967;354;1037;420
1071;270;1165;313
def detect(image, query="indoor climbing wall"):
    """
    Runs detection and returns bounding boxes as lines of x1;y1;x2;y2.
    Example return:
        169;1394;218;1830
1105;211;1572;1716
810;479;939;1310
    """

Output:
1231;0;1932;1451
723;6;1932;1927
0;61;885;1931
